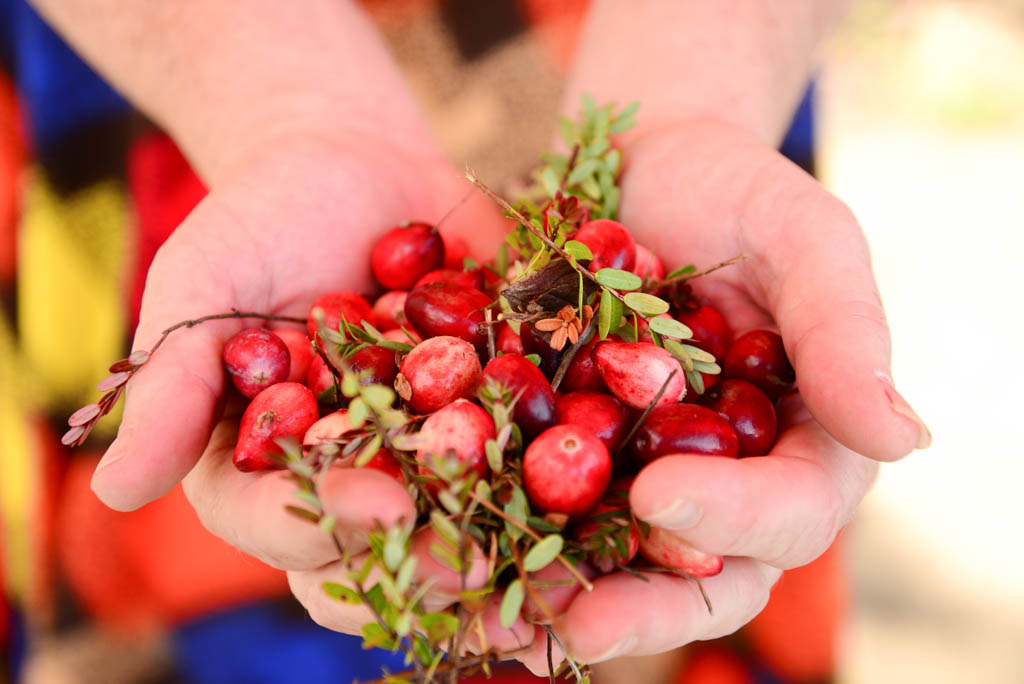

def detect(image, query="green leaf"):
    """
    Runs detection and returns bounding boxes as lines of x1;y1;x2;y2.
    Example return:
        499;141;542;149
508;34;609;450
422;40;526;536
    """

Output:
665;264;696;280
526;516;563;533
348;397;368;428
323;581;361;604
648;317;693;340
474;479;492;503
395;556;417;593
294;490;321;510
598;288;623;339
361;622;394;650
383;536;405;573
539;166;560;197
365;584;388;616
285;505;320;523
428;542;461;572
503;486;530;541
319;514;337;536
595;268;642;291
564;240;594;262
692;360;722;375
341;372;360;398
567;159;600;185
580;176;601;200
681;344;715;363
375;338;414;353
604;148;621;175
559;116;576;148
623;292;670;316
523;534;564;572
420;612;460;644
523;353;542;367
686;369;705;395
499;579;525;629
430;510;460;548
485;439;503;473
438;489;463;515
354;434;383;467
362;385;395;411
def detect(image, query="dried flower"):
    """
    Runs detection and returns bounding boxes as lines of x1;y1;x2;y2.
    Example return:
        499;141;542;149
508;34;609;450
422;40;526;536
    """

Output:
534;305;593;351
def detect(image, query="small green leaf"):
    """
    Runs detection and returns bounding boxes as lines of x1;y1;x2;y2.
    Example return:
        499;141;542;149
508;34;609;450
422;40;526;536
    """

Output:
623;292;670;316
438;489;463;515
323;581;361;604
686;369;705;395
395;556;417;593
430;510;460;548
348;397;368;428
361;622;394;650
580;176;601;200
523;534;564;572
526;516;564;533
319;514;337;536
474;479;492;503
595;268;642;291
361;385;395;411
285;505;320;523
375;338;414;353
598;288;623;339
665;264;696;280
294;490;321;510
341;372;360;398
604;148;621;175
692;360;721;375
523;353;542;367
365;583;387;615
681;344;715;363
485;439;503;473
559;116;576;148
354;434;383;467
420;613;460;644
539;166;560;197
428;542;461;572
503;486;530;541
567;159;600;185
499;579;525;629
648;317;693;340
383;537;405;573
564;240;594;262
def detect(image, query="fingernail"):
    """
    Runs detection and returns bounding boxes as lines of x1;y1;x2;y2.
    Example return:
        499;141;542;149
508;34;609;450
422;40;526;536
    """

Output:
94;445;124;473
588;633;639;663
877;372;932;449
642;497;703;530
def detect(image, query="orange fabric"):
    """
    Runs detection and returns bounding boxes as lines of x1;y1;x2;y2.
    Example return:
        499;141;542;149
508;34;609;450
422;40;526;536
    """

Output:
57;456;288;634
0;69;24;284
676;645;754;684
519;0;591;70
746;535;849;682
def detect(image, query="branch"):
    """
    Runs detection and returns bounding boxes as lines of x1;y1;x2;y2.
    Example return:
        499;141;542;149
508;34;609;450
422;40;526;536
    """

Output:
647;254;747;292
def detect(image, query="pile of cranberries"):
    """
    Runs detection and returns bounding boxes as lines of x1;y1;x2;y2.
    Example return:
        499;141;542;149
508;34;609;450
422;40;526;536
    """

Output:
223;219;795;579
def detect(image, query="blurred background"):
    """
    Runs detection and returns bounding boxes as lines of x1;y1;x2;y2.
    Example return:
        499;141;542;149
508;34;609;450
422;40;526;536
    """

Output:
2;0;1022;682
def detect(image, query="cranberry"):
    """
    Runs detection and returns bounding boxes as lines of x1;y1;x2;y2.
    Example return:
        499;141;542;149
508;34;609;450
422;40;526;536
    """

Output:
306;355;339;410
481;354;556;437
675;305;733;362
396;336;481;414
303;410;353;448
555;391;630;454
381;328;421;344
521;560;599;624
348;344;398;390
699;379;777;457
519;322;563;379
495;323;525;356
372;291;409;331
632;244;665;283
575;477;639;573
573;219;637;272
370;222;445;290
638;525;723;578
630;404;739;464
593;341;688;410
560;334;607;393
306;291;375;341
233;382;319;471
523;425;611;518
414;268;485;292
222;328;290;398
362;450;405;484
682;370;720;403
404;282;491;351
723;330;795;398
271;328;314;384
416;399;495;480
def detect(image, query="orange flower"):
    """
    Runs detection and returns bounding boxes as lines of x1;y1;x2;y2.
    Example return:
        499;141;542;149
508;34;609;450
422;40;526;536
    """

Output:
533;304;593;351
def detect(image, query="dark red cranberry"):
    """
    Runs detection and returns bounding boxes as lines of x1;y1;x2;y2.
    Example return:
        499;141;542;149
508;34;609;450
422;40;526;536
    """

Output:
370;222;445;290
495;323;525;356
699;379;777;457
560;334;607;393
555;391;630;454
675;305;733;362
722;330;795;398
404;282;491;351
519;323;564;379
481;354;556;438
348;344;398;390
306;291;375;341
222;328;290;398
414;268;485;292
306;355;339;410
574;477;639;573
632;244;665;283
682;370;720;403
523;425;611;518
631;404;739;464
573;219;637;272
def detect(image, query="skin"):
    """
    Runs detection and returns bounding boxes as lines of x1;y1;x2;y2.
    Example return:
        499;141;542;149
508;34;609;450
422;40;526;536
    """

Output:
29;0;931;674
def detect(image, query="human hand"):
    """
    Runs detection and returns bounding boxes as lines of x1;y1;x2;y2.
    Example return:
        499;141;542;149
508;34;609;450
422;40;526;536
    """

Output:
515;116;930;668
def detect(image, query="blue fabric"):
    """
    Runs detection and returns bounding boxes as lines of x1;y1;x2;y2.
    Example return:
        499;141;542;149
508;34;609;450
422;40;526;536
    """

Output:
170;601;409;684
779;81;816;167
4;606;27;683
0;0;130;150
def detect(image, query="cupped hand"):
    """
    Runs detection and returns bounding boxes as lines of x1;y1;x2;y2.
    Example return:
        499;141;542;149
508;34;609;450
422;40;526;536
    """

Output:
521;116;931;670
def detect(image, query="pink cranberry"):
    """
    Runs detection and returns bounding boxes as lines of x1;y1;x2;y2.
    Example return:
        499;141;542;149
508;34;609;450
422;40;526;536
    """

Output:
306;291;375;341
675;305;733;362
495;323;525;356
638;525;723;578
404;282;492;352
630;404;739;465
523;425;611;518
699;379;777;457
271;328;314;384
555;391;630;454
416;399;495;480
593;342;688;410
222;328;290;398
722;330;795;398
372;291;409;331
481;354;556;437
233;382;319;471
396;336;481;414
370;222;445;290
573;219;637;272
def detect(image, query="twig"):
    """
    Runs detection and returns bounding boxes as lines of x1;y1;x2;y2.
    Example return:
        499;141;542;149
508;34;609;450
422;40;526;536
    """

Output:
647;254;748;292
613;369;678;460
362;646;532;684
150;308;305;356
469;492;594;592
544;627;586;684
485;308;497;363
559;144;581;193
547;631;555;684
550;317;596;393
638;566;714;615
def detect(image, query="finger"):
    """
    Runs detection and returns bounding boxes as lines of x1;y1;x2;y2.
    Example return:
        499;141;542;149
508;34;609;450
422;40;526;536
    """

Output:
743;169;930;461
286;527;489;634
629;397;878;568
183;418;415;570
556;558;780;664
462;593;536;657
517;625;565;678
521;560;598;625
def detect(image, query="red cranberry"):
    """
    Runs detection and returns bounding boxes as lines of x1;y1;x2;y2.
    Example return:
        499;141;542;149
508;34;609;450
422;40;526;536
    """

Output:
495;323;525;356
414;268;485;292
699;379;777;457
682;370;720;403
372;291;409;331
574;477;639;573
632;244;665;283
481;354;556;437
348;344;398;390
593;342;688;410
638;526;723;578
631;404;739;464
723;330;795;398
396;336;481;414
362;450;405;484
555;391;630;454
222;328;290;398
404;282;491;351
306;355;339;410
416;399;494;479
523;425;611;518
573;219;637;272
381;328;421;344
521;560;599;624
370;222;445;290
675;305;733;362
560;334;607;393
233;382;319;471
272;328;314;384
306;291;375;341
